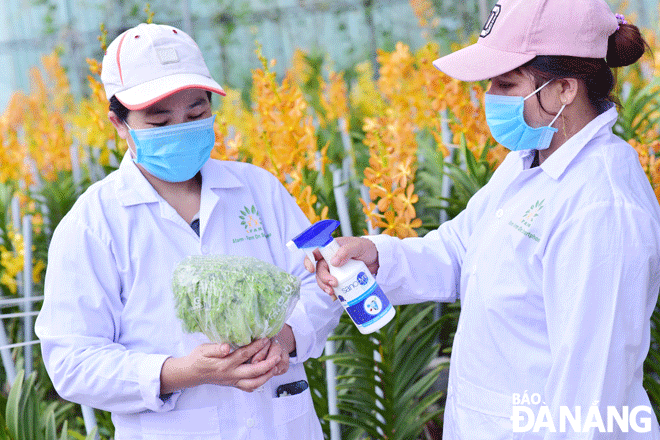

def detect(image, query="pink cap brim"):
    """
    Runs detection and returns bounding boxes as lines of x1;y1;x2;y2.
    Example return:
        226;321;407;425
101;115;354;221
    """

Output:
432;42;536;82
115;73;226;110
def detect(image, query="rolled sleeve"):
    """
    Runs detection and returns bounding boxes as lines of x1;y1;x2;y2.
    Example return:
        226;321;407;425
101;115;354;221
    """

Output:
139;354;180;412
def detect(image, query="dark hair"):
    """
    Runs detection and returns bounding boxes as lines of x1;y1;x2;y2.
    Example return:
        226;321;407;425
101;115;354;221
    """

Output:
521;23;650;112
109;91;214;123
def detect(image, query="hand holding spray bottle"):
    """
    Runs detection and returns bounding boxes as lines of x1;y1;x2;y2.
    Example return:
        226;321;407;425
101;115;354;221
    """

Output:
287;219;395;334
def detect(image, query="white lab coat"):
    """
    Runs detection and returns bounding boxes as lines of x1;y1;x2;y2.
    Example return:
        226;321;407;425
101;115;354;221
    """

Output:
369;107;660;439
35;153;342;440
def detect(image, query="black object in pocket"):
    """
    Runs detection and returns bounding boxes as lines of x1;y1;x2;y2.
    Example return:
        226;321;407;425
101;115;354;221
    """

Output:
276;380;309;397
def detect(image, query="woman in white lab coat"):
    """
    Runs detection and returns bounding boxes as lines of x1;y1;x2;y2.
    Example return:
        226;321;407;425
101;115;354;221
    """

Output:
312;0;660;438
35;23;341;440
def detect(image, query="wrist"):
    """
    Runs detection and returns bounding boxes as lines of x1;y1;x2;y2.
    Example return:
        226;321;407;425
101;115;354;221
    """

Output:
273;325;296;356
160;355;197;395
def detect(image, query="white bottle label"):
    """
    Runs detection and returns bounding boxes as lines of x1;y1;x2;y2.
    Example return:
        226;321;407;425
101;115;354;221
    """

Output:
335;271;392;329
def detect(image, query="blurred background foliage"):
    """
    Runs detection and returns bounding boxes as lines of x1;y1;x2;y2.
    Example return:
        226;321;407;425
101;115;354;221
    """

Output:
0;0;659;439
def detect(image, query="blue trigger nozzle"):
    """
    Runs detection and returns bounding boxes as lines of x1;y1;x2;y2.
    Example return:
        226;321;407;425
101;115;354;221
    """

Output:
290;219;340;249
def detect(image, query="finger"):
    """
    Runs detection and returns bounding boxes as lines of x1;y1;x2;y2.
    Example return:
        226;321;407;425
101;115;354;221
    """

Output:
304;256;315;273
274;351;290;376
234;368;278;392
201;342;233;358
230;338;270;365
251;339;271;364
315;259;338;296
234;353;281;379
219;343;232;356
330;237;369;266
264;341;290;376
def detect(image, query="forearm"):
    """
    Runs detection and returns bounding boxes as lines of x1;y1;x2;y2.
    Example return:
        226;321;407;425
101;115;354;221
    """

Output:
160;356;198;395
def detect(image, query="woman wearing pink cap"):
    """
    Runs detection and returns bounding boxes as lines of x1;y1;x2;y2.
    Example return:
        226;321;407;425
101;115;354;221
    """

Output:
311;0;660;438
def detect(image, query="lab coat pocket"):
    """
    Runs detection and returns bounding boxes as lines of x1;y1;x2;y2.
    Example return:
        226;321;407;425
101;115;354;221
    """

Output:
451;375;521;440
273;389;321;440
139;406;221;438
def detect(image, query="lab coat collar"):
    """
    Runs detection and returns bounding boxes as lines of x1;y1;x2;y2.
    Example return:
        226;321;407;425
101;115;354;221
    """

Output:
537;105;619;181
115;151;244;207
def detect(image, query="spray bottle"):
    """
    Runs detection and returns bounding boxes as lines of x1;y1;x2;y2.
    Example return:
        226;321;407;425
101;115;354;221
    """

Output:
287;219;395;334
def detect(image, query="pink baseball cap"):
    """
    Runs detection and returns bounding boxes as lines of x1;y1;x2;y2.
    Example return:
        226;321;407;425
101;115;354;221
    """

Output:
101;23;225;110
433;0;619;81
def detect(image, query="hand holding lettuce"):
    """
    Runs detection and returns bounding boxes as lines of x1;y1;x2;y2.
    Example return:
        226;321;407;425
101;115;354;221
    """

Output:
172;255;301;347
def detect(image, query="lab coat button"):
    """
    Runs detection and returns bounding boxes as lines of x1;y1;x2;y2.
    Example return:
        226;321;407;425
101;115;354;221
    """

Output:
472;264;477;274
496;209;504;218
201;245;209;254
246;418;255;428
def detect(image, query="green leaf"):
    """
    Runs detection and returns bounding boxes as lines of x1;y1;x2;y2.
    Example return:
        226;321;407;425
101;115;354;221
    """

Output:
44;409;56;440
6;369;25;440
394;303;436;348
84;427;99;440
21;372;39;440
325;414;376;439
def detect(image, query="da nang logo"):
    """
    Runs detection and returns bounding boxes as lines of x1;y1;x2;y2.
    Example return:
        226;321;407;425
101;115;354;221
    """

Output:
233;205;271;244
511;393;653;434
480;4;501;38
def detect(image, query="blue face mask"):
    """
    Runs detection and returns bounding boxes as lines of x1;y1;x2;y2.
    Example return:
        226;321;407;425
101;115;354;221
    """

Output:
484;81;566;152
127;115;216;183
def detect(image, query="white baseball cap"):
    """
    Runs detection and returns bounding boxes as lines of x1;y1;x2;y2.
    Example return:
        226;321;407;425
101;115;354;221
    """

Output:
101;23;225;110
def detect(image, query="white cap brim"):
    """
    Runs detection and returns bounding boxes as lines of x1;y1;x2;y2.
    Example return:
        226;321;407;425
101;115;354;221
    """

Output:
432;42;536;82
114;73;226;110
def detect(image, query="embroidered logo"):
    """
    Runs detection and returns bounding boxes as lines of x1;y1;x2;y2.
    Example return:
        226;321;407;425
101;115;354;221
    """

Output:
508;199;544;243
480;4;501;38
239;205;262;232
233;205;271;244
521;199;544;228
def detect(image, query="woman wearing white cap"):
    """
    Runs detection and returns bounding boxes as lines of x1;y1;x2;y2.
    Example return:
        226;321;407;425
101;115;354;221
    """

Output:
311;0;660;438
35;23;341;439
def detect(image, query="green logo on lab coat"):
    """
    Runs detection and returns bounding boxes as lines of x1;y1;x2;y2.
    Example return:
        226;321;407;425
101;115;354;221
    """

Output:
239;205;263;233
508;199;544;243
521;199;544;228
234;205;271;244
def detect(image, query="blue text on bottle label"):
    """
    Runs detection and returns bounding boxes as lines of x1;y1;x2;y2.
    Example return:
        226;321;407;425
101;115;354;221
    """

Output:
337;272;392;328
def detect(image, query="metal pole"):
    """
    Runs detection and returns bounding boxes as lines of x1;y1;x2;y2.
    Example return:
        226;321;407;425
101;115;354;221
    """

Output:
373;338;385;438
333;168;354;238
0;322;17;385
360;185;379;236
63;0;82;99
22;216;32;376
439;109;453;225
324;340;341;440
70;140;82;185
81;405;99;440
181;0;193;36
338;118;357;184
478;0;490;26
363;0;379;80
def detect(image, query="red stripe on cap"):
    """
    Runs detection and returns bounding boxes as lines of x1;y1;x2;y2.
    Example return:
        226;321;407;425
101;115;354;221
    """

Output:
116;32;129;85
